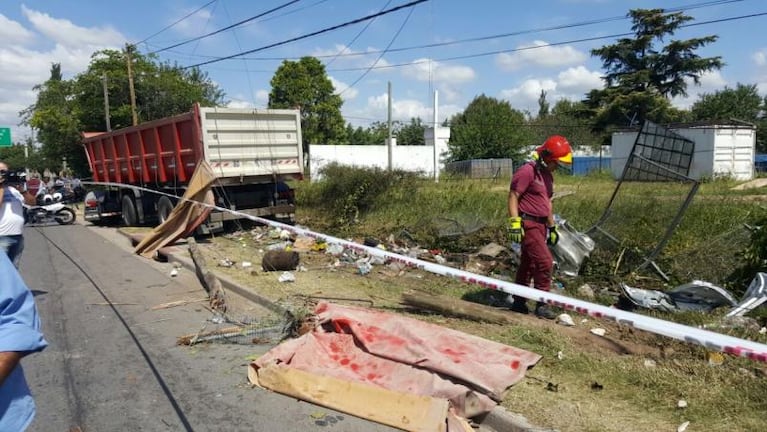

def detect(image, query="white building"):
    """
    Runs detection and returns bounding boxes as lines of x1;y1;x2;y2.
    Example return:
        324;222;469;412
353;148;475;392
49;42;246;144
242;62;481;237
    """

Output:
611;124;757;181
309;126;451;181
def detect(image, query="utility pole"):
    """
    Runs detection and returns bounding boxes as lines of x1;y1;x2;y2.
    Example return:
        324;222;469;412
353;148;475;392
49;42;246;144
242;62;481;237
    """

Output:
387;81;393;171
125;44;138;126
102;73;112;131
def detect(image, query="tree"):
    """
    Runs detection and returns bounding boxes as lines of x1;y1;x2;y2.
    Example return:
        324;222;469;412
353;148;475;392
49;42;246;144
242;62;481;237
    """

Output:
396;118;425;145
529;99;606;152
589;8;723;128
269;57;346;164
21;48;225;177
537;90;550;118
446;95;533;162
691;84;766;152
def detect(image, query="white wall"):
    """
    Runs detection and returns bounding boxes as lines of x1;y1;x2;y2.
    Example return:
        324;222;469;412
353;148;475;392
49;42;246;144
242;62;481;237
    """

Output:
611;126;756;181
309;126;451;180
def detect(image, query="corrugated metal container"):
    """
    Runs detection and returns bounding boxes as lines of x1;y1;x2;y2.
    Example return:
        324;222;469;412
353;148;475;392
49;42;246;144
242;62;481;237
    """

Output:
83;104;303;185
611;125;756;180
755;154;767;173
444;158;513;179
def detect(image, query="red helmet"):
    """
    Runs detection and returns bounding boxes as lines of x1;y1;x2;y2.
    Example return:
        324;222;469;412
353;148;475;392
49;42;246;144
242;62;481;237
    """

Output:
536;135;572;166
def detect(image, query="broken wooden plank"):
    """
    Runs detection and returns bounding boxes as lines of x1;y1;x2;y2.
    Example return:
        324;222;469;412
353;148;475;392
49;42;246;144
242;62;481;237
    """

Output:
401;291;519;325
250;364;448;432
150;298;208;310
188;237;227;313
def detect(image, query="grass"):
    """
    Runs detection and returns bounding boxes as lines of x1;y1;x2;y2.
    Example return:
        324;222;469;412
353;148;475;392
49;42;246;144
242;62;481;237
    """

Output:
190;166;767;431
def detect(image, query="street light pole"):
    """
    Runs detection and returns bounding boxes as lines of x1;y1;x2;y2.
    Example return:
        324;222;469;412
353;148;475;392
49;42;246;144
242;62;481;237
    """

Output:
102;73;112;131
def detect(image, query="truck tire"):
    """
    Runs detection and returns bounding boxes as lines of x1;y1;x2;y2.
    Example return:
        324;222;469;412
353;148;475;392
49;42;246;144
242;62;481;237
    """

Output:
121;195;138;226
157;196;174;224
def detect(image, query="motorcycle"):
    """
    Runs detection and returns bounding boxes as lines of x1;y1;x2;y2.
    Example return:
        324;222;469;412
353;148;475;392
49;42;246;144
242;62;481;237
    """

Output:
24;201;77;225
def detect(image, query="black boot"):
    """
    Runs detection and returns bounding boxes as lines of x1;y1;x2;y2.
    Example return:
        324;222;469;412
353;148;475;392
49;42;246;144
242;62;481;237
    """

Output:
509;296;530;314
535;302;557;320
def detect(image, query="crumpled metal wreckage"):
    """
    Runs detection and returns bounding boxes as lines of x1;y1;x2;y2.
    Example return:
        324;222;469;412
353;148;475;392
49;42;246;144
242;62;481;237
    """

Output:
550;217;595;277
619;272;767;316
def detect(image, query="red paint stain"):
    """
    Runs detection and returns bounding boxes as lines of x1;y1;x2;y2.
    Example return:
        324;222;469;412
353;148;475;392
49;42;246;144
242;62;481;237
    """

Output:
367;373;376;380
510;360;520;370
350;363;360;372
340;358;350;365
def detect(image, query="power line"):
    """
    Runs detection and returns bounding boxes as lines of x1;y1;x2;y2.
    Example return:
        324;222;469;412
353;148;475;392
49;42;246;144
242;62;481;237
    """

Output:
135;0;218;46
338;2;415;95
324;11;767;72
150;0;304;54
182;0;430;69
326;0;393;68
179;0;745;62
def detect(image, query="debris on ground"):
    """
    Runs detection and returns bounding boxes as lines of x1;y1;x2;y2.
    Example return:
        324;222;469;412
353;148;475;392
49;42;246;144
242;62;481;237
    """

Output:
248;302;541;431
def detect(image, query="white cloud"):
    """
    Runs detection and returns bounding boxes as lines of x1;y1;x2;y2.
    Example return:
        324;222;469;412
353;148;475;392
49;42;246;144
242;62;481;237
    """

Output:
226;99;254;109
343;93;461;128
496;41;587;71
0;6;127;143
22;5;124;49
753;50;767;67
330;76;359;100
500;78;557;113
671;70;729;109
314;44;392;70
0;13;35;45
255;89;269;105
402;58;475;84
163;8;213;38
557;66;603;93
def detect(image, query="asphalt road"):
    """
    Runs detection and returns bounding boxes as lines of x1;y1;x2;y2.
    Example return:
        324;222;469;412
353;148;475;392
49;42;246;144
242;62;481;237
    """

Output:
18;222;396;432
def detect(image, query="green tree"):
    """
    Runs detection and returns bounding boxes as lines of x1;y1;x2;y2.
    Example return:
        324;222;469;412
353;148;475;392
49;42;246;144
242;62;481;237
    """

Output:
530;99;606;151
589;8;722;128
21;48;225;177
446;95;532;162
690;83;766;152
396;118;425;145
537;90;550;118
269;57;346;164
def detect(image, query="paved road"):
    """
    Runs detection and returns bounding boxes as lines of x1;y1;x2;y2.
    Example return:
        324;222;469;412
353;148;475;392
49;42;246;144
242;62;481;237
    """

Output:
18;223;396;432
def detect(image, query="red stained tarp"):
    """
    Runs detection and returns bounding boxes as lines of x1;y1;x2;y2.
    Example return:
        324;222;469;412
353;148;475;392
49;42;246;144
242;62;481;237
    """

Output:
252;302;541;419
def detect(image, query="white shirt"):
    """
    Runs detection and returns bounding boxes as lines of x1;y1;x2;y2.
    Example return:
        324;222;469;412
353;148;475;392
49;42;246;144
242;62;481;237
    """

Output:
0;186;25;235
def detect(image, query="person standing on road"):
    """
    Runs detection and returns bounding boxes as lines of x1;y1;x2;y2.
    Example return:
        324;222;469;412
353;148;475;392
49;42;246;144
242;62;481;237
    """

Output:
0;251;49;431
507;136;572;320
0;161;36;267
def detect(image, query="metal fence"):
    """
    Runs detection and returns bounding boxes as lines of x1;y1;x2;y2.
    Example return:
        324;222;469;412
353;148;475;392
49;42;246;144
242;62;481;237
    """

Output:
443;158;513;179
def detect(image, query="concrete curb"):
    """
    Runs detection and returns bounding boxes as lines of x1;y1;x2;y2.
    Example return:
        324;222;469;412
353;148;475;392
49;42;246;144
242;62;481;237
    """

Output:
116;229;552;432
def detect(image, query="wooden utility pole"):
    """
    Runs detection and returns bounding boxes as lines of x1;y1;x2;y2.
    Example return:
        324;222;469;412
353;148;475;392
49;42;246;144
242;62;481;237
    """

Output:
125;44;138;126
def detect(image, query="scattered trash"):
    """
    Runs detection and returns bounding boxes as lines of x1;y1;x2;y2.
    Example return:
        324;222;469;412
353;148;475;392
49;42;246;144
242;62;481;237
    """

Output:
677;399;688;409
279;229;292;240
434;255;447;264
618;280;737;313
644;359;657;368
550;216;595;277
760;327;767;335
356;260;372;276
241;261;252;268
678;420;690;432
278;272;296;283
218;258;235;268
266;241;293;251
326;243;344;256
556;351;564;360
580;319;589;324
556;313;575;327
577;284;595;299
707;351;725;366
590;381;604;391
590;328;606;336
726;272;767;317
169;268;179;277
310;411;326;420
546;382;559;392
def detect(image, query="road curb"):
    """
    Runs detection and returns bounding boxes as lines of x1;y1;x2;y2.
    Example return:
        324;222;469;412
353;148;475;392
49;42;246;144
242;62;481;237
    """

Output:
115;229;551;432
119;231;287;316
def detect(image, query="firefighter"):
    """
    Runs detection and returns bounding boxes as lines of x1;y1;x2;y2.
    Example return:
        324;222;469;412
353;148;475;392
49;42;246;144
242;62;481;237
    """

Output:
507;135;572;319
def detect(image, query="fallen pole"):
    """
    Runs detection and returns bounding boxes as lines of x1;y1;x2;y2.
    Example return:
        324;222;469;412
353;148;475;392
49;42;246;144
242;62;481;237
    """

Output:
84;181;767;363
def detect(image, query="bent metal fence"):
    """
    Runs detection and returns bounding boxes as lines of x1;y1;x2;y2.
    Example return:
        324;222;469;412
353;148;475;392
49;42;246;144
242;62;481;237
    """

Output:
587;121;700;281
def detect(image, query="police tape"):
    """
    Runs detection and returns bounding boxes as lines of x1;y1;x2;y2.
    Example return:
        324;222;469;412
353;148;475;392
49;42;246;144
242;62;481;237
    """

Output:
81;182;767;362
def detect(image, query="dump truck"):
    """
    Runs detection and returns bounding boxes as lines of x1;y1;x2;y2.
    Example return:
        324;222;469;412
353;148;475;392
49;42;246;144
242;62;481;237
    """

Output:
82;103;303;232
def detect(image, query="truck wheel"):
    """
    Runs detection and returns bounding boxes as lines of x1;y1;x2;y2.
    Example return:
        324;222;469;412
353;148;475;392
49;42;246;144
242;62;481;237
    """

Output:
121;195;138;226
157;196;174;224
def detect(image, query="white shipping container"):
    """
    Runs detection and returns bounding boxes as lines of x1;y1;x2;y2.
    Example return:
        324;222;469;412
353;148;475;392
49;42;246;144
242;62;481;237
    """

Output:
611;125;756;181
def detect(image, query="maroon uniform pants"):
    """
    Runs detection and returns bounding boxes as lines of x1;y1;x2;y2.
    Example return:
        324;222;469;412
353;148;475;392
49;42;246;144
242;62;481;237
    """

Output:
514;220;552;292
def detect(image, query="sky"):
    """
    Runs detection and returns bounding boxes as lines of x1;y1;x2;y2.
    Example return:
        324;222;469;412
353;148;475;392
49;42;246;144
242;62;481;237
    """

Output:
1;0;766;144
